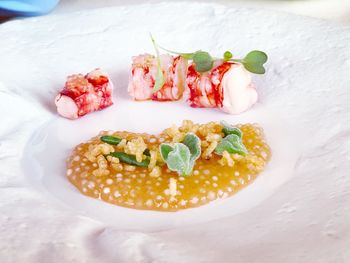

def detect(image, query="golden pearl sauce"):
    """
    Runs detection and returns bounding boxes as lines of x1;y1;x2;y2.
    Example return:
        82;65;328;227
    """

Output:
66;122;271;211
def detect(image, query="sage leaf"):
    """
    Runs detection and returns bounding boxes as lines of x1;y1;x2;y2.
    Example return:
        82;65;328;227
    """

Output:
166;143;193;176
160;143;174;161
215;134;247;156
182;133;201;161
193;51;214;72
221;121;242;138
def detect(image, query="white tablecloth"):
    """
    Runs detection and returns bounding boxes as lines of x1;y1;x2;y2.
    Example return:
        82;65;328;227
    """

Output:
1;2;350;262
55;0;350;23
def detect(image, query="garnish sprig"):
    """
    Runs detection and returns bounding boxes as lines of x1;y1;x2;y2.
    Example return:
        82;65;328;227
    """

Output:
100;135;122;145
150;34;165;93
100;135;151;157
109;152;150;167
150;35;268;76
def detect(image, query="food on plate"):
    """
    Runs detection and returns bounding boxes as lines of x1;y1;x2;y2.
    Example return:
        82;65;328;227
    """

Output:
66;120;271;211
128;35;268;114
127;54;188;101
186;61;258;114
55;69;113;119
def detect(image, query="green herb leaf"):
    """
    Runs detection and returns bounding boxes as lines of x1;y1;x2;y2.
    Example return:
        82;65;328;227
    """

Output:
149;35;267;75
165;143;194;176
239;50;268;74
100;135;122;145
223;51;233;61
109;152;150;167
192;51;214;72
160;143;174;161
101;136;151;157
221;121;242;138
182;133;201;161
215;134;247;156
153;63;165;93
150;34;165;93
159;133;201;176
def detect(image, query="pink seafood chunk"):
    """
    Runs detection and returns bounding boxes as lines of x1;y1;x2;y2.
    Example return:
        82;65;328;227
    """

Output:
186;62;258;114
55;69;113;119
128;54;188;101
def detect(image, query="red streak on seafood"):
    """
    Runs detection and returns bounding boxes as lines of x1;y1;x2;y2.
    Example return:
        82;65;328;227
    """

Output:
186;61;258;114
128;54;188;101
186;62;231;108
55;69;113;119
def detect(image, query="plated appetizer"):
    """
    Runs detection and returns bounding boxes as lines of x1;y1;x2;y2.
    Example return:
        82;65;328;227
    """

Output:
55;69;113;119
66;120;271;211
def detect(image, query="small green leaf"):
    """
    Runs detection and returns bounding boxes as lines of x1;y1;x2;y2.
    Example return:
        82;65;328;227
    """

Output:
160;143;174;161
192;51;214;72
182;133;201;162
100;135;122;145
223;51;233;61
149;35;268;76
153;65;165;93
166;144;193;176
159;133;201;177
109;152;150;167
215;134;247;156
220;121;242;138
241;50;268;74
150;34;165;93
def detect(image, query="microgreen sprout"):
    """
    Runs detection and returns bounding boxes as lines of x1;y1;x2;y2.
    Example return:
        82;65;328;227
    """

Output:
150;34;165;93
231;50;268;74
150;35;268;79
223;51;233;61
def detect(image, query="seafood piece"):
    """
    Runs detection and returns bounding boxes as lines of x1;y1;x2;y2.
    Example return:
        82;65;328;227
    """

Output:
128;54;188;101
186;62;258;114
55;69;113;119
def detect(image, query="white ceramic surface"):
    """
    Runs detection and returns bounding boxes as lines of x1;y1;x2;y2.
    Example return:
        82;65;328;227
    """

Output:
1;2;350;262
22;102;297;231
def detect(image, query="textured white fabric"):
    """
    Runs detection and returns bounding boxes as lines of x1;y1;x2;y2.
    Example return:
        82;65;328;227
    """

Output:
55;0;350;23
0;3;350;262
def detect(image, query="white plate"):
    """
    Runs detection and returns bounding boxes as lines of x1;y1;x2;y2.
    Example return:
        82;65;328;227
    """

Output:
22;100;298;231
1;2;350;261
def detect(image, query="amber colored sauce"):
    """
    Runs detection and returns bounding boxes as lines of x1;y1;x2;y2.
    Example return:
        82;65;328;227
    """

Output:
66;124;271;211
